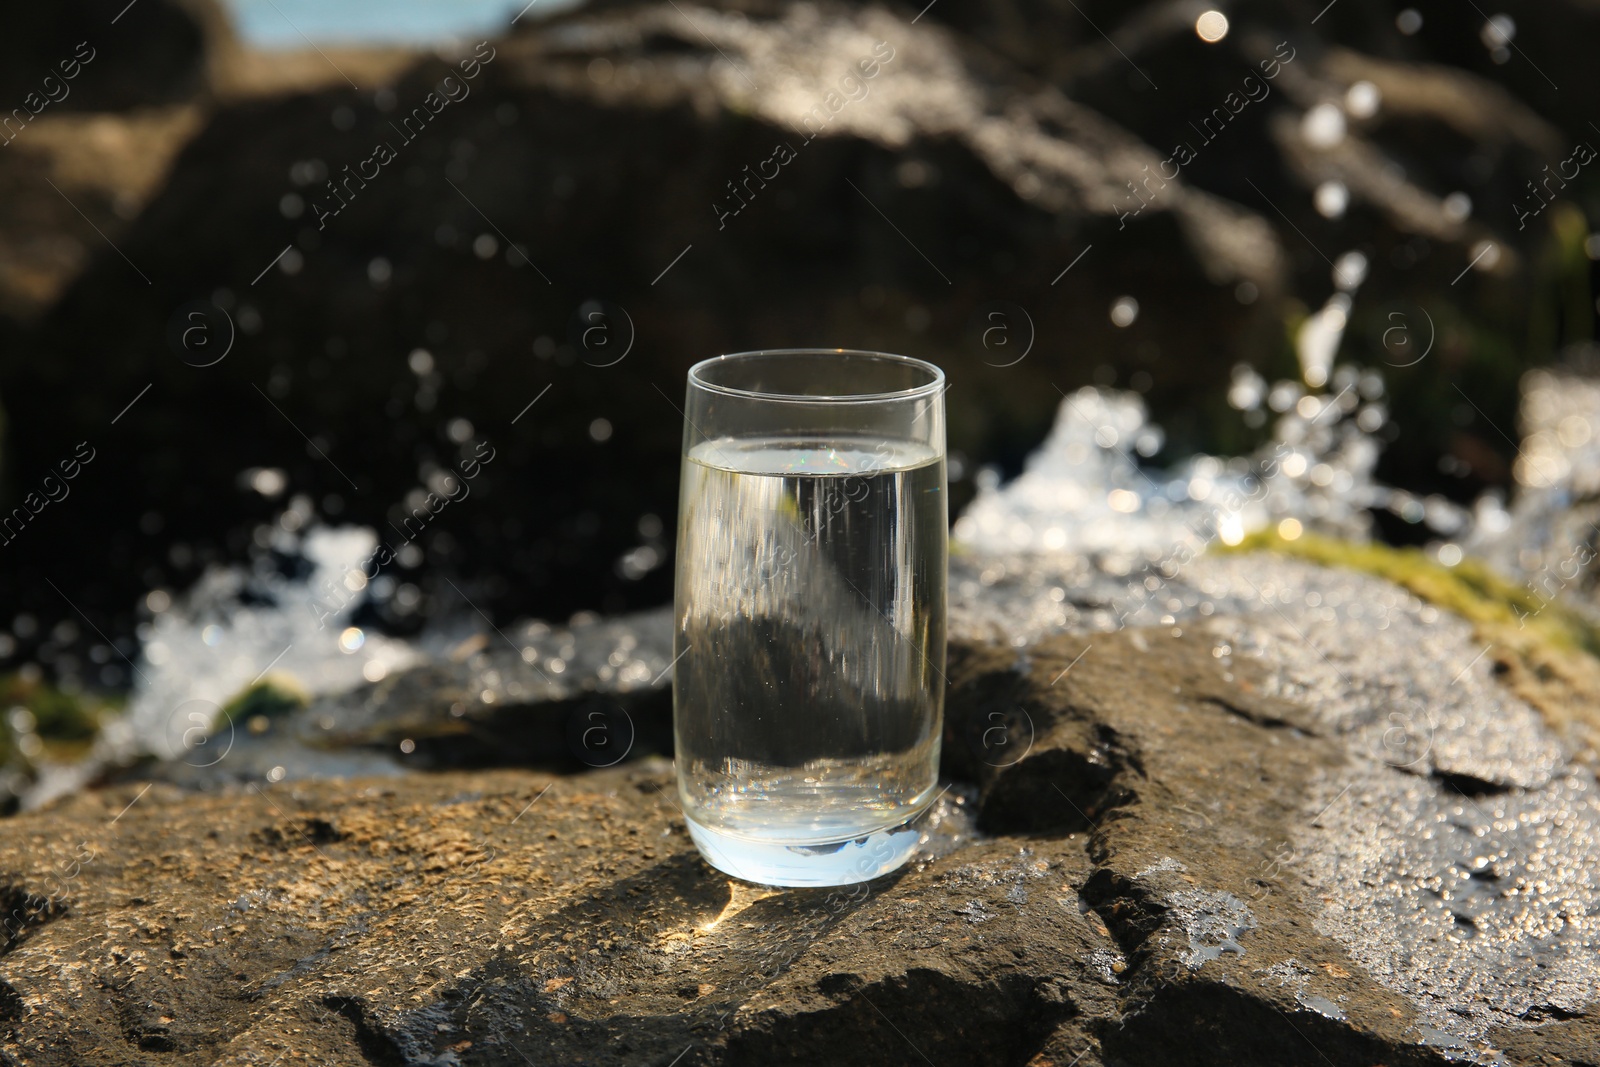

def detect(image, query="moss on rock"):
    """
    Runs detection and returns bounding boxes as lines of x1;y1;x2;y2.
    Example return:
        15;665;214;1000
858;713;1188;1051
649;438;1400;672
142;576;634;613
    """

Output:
0;673;106;743
0;672;120;765
212;678;308;733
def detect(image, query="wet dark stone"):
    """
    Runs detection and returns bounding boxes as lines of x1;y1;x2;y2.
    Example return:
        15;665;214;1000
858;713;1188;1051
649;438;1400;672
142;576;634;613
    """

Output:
8;565;1597;1064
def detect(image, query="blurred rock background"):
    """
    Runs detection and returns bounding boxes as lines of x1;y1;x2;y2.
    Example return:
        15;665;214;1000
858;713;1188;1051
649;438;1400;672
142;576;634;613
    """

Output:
0;0;1596;695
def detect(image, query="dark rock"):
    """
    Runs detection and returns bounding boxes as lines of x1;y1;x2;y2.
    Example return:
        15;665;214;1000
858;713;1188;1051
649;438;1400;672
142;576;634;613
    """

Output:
943;550;1600;1058
290;606;677;770
109;731;407;790
7;0;1580;675
5;550;1599;1064
0;0;1285;656
113;606;677;788
951;626;1433;1065
0;0;207;113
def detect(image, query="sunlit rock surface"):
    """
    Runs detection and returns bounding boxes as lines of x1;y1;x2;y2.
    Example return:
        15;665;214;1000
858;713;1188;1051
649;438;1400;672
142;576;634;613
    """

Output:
941;383;1600;1060
4;601;1596;1064
0;378;1594;1064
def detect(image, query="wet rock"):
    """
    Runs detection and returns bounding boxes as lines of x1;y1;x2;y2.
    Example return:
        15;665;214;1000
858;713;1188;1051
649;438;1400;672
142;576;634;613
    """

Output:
6;547;1600;1064
0;766;1032;1067
944;555;1600;1061
945;376;1600;777
289;606;677;769
116;606;677;788
951;549;1571;788
114;729;406;790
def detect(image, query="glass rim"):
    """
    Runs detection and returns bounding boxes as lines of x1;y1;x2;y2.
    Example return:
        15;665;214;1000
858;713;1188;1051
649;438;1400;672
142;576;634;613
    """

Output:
687;348;946;404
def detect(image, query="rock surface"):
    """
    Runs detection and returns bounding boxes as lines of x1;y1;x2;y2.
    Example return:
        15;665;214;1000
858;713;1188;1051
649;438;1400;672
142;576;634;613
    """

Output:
3;548;1598;1065
101;605;676;794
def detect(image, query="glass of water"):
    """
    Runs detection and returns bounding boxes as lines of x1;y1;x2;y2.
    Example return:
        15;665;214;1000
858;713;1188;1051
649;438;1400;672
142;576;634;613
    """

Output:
673;349;947;887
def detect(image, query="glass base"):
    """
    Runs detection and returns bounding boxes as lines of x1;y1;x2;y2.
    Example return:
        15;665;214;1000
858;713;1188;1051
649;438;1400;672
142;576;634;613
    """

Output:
685;807;929;887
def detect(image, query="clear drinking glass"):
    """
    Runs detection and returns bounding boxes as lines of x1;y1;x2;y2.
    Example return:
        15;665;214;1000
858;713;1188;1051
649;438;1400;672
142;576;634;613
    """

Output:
673;349;947;887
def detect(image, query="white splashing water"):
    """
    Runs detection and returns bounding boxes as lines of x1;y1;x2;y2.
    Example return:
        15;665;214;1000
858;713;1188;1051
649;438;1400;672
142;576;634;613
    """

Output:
954;369;1410;561
87;357;1600;784
116;526;423;765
